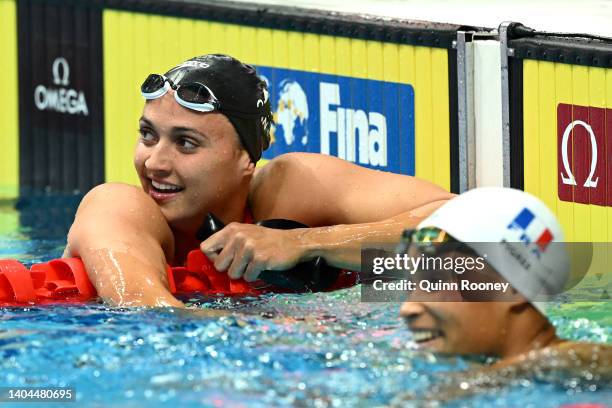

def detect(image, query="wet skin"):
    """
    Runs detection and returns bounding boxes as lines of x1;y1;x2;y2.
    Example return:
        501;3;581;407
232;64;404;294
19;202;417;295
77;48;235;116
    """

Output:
66;90;455;307
398;279;612;402
135;93;254;238
396;248;555;357
399;260;557;359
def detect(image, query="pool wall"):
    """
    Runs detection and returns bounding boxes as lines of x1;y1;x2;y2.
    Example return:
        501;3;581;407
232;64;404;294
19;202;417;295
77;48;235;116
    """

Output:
101;4;458;189
2;0;462;195
0;0;19;200
1;0;612;243
507;34;612;243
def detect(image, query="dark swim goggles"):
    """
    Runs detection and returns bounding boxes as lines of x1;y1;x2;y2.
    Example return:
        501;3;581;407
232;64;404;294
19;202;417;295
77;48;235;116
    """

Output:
397;227;481;259
397;227;505;301
141;74;221;113
396;227;451;255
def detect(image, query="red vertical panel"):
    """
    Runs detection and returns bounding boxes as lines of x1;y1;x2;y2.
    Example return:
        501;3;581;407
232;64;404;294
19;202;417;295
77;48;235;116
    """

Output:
572;105;590;204
557;103;608;207
588;106;605;206
557;103;573;202
607;108;612;206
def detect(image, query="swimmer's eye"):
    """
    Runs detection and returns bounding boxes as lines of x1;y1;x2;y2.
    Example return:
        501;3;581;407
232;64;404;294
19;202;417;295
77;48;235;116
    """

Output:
138;128;157;144
176;137;199;151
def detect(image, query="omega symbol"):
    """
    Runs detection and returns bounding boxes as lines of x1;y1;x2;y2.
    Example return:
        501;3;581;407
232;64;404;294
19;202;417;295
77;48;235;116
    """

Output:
52;57;70;86
560;120;599;188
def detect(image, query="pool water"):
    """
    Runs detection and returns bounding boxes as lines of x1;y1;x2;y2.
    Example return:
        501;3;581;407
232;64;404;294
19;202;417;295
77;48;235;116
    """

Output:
1;195;610;407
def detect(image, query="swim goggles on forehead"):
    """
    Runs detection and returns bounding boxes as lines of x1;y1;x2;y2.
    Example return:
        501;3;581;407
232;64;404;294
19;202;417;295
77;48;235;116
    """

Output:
141;74;221;113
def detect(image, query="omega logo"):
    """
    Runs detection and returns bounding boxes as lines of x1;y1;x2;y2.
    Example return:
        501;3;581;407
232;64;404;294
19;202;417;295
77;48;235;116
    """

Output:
559;120;599;188
52;57;70;86
34;57;89;116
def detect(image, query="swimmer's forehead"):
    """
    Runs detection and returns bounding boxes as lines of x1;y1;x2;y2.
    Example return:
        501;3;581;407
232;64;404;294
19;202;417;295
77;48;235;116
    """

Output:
138;114;209;140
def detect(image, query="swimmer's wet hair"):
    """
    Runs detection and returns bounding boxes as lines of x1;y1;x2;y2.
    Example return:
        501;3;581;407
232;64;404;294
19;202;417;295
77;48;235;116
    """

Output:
164;54;273;162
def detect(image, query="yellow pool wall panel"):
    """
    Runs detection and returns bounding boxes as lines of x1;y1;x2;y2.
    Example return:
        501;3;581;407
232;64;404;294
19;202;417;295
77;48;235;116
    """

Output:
0;0;19;199
102;10;452;191
522;60;612;242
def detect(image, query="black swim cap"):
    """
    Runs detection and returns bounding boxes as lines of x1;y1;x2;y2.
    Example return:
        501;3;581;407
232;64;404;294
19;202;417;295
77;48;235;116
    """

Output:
164;54;272;162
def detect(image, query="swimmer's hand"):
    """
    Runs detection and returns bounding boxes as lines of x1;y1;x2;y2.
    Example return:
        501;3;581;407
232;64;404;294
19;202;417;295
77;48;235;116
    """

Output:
200;223;314;282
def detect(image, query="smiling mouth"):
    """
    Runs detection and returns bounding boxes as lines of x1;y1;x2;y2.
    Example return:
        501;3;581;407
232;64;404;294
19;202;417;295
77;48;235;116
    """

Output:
150;180;184;194
411;329;444;344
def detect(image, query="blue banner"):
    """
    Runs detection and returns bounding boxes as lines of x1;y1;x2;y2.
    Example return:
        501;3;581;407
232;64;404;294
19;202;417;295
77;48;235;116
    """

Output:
257;66;415;175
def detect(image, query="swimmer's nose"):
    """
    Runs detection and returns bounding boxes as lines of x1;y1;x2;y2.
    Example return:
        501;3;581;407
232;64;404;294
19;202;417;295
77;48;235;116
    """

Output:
145;144;173;174
399;301;424;321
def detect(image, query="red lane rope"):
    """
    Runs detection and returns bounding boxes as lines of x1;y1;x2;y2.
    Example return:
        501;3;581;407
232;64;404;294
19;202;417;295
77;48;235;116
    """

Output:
0;251;357;306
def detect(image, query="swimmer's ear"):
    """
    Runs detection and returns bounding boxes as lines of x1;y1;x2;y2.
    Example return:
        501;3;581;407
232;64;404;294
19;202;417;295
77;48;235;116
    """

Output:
237;149;256;176
501;287;530;313
508;297;531;314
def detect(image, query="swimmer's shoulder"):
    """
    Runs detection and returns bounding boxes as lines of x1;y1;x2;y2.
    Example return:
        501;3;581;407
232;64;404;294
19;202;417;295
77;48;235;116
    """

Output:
552;341;612;366
250;151;383;193
68;182;174;259
248;153;348;222
493;341;611;374
252;152;341;179
249;152;452;224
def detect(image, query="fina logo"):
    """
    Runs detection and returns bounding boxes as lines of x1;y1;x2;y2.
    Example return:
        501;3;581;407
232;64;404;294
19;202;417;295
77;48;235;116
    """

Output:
269;77;389;167
33;57;89;116
273;79;309;146
321;83;387;166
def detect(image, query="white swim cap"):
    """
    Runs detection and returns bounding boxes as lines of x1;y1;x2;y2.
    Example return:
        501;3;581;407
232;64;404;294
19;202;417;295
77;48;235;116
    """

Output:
417;187;569;312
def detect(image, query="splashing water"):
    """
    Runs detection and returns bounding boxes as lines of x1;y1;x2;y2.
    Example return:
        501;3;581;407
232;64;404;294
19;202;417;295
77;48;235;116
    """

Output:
1;195;610;407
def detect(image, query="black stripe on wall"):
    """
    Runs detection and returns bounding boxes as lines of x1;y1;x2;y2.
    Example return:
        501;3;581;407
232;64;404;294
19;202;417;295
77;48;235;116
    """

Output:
508;57;524;190
447;48;460;194
17;0;104;194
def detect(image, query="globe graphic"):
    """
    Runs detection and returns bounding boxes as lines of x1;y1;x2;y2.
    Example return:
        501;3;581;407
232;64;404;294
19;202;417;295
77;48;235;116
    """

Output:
275;79;309;147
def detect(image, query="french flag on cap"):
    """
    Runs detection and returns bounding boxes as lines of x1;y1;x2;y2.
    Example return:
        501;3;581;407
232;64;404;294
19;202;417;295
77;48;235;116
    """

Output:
508;208;554;251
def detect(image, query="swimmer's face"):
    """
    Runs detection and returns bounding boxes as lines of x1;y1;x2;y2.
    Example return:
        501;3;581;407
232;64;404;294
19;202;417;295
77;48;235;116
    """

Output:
399;251;517;356
400;300;513;356
134;92;254;231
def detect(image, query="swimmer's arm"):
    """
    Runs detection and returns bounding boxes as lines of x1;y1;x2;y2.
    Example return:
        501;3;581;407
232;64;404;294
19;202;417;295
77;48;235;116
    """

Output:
202;202;448;279
296;201;449;270
251;153;454;270
491;342;612;379
204;153;453;280
65;183;184;308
